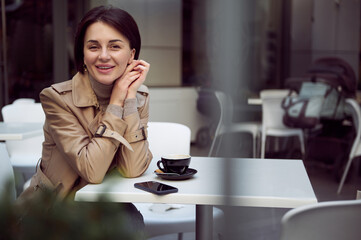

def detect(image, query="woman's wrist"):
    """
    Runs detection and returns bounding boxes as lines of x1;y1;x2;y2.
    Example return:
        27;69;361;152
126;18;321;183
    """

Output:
126;91;137;99
109;95;125;107
123;98;137;117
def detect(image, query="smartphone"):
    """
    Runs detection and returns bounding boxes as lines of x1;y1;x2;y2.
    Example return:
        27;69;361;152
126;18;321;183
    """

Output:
134;181;178;195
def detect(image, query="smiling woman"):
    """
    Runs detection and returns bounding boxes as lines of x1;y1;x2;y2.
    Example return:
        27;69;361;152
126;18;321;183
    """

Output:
82;21;149;107
17;5;152;237
83;22;135;86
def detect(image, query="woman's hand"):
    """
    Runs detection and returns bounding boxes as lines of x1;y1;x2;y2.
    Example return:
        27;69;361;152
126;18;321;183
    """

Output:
109;60;150;106
127;60;150;99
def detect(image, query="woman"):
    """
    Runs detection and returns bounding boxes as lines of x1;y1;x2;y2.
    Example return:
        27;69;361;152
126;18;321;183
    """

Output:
19;5;152;211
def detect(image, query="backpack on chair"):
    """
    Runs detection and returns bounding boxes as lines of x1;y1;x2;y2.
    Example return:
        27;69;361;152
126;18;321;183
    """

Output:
281;57;357;129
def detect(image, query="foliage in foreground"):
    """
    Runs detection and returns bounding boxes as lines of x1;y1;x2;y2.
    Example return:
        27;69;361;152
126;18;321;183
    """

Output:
0;183;142;240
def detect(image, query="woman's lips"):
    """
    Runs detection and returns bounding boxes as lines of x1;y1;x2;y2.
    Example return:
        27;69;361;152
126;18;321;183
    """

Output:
96;65;114;73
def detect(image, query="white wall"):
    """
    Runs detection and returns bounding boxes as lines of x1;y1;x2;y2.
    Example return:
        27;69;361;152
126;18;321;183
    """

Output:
289;0;313;76
290;0;360;78
312;0;360;76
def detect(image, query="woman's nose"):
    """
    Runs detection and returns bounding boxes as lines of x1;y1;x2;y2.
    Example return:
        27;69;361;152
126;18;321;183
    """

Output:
99;48;110;60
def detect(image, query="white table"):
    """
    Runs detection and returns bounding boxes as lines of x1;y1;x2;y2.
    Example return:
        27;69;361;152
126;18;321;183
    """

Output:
0;122;44;184
0;122;43;140
75;157;317;240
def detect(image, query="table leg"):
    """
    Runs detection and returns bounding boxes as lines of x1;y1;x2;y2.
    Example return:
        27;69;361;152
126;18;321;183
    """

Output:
196;205;213;240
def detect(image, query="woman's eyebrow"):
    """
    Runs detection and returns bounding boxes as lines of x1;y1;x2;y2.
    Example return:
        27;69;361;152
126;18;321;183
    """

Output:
86;39;124;43
109;39;124;43
86;40;98;44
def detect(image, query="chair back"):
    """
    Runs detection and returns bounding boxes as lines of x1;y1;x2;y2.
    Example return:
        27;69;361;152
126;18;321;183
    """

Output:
1;100;45;166
13;98;36;105
260;89;306;158
0;143;16;201
260;89;289;131
2;101;45;122
280;199;361;240
147;122;191;156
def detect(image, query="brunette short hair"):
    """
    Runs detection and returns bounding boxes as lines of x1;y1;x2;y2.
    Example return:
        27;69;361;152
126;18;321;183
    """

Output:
74;5;141;74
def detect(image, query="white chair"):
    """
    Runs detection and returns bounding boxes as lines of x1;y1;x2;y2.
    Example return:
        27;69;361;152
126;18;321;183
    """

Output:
135;122;224;240
0;142;16;201
280;199;361;240
1;99;45;192
260;89;305;158
147;122;191;156
337;98;361;194
209;91;261;158
13;98;36;104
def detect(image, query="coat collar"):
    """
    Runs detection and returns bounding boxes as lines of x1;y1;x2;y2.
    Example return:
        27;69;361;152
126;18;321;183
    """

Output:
72;72;99;108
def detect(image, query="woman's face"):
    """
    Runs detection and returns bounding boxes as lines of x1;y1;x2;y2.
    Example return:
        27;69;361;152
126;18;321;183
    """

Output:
83;21;135;85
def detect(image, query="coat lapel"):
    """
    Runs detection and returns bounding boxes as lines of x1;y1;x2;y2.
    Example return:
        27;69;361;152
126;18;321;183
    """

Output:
72;73;99;108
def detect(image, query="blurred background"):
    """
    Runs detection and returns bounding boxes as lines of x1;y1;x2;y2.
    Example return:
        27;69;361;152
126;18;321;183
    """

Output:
0;0;360;239
1;0;359;114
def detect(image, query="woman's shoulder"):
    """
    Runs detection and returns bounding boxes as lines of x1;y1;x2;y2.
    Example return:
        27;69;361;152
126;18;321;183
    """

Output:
42;72;87;96
50;80;73;94
40;80;72;98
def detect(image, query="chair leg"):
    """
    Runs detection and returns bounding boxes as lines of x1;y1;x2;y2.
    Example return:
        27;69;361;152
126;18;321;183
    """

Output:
208;134;224;157
255;131;261;158
177;232;183;240
214;134;224;157
252;135;257;158
299;134;306;157
261;135;266;158
208;135;218;157
337;157;354;194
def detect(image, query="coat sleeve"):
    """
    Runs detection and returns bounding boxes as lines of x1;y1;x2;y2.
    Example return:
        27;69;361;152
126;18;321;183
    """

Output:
116;91;153;177
40;87;126;184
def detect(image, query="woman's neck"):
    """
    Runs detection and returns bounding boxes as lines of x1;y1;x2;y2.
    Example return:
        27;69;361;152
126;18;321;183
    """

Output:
88;74;113;107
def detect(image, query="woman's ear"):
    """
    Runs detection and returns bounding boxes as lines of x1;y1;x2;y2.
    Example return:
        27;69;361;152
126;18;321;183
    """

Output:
128;49;136;64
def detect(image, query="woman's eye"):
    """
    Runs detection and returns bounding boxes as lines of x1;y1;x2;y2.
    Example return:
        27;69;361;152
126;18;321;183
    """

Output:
88;45;99;50
110;45;121;50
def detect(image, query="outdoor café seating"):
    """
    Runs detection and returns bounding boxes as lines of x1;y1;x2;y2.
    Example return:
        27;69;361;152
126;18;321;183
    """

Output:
260;89;305;158
1;99;44;193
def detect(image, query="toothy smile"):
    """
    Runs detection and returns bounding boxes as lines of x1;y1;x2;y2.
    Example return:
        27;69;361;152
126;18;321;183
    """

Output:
97;66;113;69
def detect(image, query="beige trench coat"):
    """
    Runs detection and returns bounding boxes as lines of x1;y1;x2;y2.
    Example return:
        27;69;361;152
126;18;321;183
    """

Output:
19;72;152;200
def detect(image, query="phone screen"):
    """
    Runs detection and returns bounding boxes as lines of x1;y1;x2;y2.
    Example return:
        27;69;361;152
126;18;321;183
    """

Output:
134;181;178;195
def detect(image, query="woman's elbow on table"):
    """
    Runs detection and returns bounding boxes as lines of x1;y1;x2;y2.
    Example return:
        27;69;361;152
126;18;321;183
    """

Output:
117;167;146;178
81;170;106;184
85;175;104;184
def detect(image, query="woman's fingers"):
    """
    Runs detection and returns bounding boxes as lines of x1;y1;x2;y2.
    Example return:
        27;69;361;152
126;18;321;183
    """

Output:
125;60;150;99
133;60;149;70
109;60;147;106
116;71;140;88
117;59;149;90
124;60;141;75
128;71;141;82
133;65;146;72
127;60;149;82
